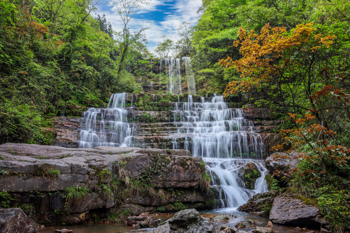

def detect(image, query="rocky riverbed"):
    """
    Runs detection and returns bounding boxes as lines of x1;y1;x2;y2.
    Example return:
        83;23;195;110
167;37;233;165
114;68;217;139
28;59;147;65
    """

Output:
0;143;335;233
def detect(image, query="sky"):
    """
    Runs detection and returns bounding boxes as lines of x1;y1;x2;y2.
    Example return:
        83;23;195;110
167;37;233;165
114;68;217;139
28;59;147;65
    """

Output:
95;0;203;54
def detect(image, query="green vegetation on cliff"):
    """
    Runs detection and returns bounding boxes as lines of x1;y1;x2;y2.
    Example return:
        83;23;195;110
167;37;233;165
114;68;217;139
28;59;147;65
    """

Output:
0;0;147;144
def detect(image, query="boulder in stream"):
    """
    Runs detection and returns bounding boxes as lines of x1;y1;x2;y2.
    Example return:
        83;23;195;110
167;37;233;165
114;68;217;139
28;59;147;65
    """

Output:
154;209;214;233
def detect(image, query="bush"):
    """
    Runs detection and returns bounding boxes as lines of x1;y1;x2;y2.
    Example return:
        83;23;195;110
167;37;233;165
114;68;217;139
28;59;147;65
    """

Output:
0;99;42;144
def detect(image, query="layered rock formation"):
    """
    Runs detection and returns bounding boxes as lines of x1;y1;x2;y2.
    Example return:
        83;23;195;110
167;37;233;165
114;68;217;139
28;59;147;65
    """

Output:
0;143;214;225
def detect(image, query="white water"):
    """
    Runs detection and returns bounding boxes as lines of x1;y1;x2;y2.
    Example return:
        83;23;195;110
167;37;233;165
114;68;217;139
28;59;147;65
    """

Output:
172;95;268;209
79;93;134;148
183;57;196;96
160;57;197;95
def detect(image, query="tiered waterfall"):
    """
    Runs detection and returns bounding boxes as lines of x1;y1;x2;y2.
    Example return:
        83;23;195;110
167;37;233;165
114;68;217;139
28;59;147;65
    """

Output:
78;93;268;209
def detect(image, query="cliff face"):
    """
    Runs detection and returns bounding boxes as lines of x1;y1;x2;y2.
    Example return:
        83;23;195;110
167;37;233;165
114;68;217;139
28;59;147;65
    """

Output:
0;143;215;225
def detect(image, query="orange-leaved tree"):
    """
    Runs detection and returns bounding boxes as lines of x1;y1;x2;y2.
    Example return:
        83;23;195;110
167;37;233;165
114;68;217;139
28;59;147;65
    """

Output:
220;23;334;96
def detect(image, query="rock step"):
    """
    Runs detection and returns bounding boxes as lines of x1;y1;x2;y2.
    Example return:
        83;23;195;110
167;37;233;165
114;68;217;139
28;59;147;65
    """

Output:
136;126;278;135
130;133;280;154
79;108;274;123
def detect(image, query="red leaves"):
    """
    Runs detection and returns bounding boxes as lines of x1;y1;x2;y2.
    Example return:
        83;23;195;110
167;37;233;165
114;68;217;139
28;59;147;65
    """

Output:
310;85;349;104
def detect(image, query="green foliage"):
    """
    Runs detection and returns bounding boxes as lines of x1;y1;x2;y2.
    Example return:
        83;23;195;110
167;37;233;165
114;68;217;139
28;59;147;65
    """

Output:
317;188;350;232
174;201;186;211
0;191;14;208
0;99;43;144
0;0;147;143
49;168;60;176
65;186;90;201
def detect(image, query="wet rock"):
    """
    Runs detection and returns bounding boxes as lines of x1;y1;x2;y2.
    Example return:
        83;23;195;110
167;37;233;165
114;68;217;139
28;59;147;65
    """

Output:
154;222;171;233
213;214;232;223
253;227;273;233
0;208;38;233
269;195;328;228
238;189;285;217
154;209;214;233
267;221;273;228
265;152;300;180
239;162;261;189
219;225;235;233
235;222;246;229
127;213;161;228
167;209;201;230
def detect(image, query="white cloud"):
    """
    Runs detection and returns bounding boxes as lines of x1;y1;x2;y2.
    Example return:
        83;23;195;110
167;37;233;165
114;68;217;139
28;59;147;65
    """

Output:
96;0;202;55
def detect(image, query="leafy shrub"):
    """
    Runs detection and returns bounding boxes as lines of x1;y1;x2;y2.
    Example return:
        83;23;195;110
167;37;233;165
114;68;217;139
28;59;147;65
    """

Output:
0;99;42;144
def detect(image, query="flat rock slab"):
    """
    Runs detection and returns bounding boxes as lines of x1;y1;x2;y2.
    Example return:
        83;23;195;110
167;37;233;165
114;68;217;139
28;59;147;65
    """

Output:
0;143;194;193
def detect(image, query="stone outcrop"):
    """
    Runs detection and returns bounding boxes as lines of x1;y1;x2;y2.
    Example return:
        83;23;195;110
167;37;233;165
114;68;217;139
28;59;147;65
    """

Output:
239;162;261;189
51;117;80;148
0;208;38;233
265;152;300;180
0;143;213;225
238;190;285;217
154;209;214;233
269;195;328;228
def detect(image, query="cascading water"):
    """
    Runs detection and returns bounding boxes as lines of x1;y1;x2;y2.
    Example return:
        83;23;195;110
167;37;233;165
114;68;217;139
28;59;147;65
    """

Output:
160;57;196;95
79;93;134;148
172;95;268;209
183;57;196;96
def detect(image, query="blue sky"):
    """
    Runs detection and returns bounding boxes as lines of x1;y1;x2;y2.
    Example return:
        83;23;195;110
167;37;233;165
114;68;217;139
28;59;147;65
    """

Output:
95;0;202;54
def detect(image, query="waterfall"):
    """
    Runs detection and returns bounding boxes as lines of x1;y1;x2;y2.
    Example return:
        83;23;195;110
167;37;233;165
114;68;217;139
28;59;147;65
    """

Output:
161;57;197;95
78;93;134;148
78;92;269;210
183;57;196;96
172;95;268;209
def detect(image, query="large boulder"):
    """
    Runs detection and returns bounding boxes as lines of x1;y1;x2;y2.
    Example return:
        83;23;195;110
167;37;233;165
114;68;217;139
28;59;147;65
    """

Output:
269;195;328;229
238;189;285;217
0;208;38;233
154;209;214;233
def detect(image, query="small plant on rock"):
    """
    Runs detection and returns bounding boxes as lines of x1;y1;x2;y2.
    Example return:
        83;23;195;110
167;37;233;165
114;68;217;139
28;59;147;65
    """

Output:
49;168;60;177
65;186;90;201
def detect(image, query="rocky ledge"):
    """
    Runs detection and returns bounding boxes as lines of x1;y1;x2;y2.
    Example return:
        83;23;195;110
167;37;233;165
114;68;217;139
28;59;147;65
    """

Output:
0;143;214;226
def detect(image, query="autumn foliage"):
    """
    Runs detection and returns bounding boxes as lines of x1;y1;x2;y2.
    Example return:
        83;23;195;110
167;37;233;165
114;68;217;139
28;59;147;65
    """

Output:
220;23;335;96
